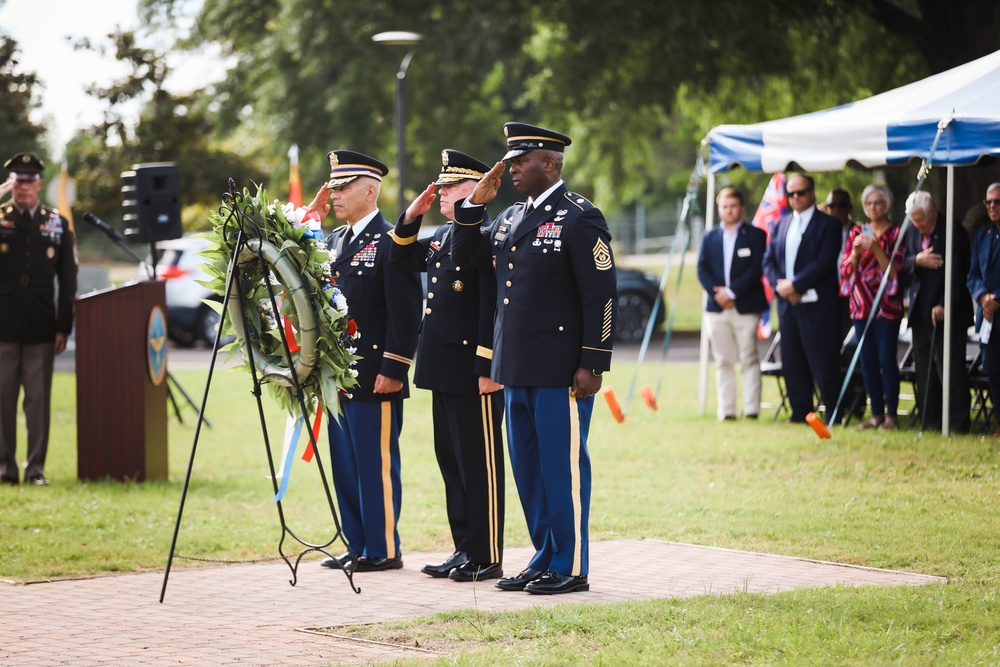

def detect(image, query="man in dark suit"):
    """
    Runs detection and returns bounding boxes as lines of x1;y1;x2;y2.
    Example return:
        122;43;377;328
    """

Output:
307;150;422;572
389;149;505;582
451;122;618;595
762;173;843;423
967;182;1000;438
903;191;972;432
697;186;768;420
0;153;77;486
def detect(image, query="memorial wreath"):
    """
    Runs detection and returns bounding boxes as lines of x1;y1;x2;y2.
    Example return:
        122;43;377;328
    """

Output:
199;185;359;415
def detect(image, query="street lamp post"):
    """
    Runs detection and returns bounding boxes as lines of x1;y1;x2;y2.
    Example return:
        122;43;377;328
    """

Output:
372;31;424;216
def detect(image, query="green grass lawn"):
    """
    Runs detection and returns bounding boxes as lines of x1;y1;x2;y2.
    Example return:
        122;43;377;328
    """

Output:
2;360;999;664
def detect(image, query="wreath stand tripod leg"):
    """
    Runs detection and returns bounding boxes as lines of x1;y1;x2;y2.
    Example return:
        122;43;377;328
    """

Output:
160;229;246;603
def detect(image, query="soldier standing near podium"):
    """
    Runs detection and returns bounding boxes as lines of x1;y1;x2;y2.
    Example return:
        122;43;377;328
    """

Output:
0;153;78;485
389;149;506;582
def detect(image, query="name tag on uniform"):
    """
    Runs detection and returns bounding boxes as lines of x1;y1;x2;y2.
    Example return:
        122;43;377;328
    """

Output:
737;247;752;258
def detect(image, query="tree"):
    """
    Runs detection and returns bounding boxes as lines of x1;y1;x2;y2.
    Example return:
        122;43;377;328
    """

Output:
68;30;264;234
0;34;47;162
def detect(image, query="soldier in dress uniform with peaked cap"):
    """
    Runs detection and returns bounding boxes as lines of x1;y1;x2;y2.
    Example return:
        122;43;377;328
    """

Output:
305;150;422;572
0;153;78;485
389;149;506;582
451;122;618;595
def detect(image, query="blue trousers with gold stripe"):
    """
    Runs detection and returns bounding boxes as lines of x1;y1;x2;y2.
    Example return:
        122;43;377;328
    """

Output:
505;386;592;577
432;391;505;565
327;397;403;560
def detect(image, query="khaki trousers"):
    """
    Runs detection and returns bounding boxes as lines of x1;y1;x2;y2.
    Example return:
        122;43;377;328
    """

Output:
0;342;55;481
705;309;761;419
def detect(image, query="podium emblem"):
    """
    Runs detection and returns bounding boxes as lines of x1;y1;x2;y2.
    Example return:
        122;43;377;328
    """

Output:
147;306;168;387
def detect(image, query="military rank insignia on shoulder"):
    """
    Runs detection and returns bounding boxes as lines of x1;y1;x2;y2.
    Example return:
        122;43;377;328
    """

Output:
564;192;593;210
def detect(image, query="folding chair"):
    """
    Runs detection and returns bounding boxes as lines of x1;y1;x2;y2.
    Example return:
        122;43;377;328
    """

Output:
759;332;788;420
968;345;993;430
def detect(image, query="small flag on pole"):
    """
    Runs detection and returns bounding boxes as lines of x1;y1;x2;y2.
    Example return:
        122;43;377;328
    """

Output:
752;173;788;339
288;144;302;207
58;158;75;233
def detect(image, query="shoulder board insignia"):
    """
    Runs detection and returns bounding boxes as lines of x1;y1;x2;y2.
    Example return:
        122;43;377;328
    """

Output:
564;192;593;210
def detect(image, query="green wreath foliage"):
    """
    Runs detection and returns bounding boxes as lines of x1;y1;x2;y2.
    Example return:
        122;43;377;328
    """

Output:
198;185;359;415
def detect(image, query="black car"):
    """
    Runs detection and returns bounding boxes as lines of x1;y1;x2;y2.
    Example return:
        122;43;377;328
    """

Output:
615;268;666;342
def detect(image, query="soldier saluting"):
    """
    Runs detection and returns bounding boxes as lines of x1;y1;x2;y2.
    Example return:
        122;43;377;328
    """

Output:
451;123;618;595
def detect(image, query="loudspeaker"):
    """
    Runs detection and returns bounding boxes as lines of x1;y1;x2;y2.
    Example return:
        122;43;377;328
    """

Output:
122;162;183;242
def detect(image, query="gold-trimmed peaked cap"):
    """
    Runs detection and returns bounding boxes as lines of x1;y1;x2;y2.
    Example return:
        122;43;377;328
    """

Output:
435;149;490;185
3;152;45;182
327;149;389;188
502;122;572;160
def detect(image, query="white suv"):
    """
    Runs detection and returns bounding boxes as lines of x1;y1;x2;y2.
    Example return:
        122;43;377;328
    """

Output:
140;236;226;346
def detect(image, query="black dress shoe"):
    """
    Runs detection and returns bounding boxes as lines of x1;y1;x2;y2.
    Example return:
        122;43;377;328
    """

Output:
0;477;18;486
421;551;468;578
320;552;356;569
26;476;49;486
495;567;542;591
449;562;502;582
524;572;589;595
354;556;403;572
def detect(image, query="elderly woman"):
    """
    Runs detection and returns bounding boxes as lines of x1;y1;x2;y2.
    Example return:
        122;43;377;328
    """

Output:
840;184;905;430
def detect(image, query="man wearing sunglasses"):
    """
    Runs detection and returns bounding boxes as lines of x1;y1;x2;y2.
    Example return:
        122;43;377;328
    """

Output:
967;182;1000;438
763;173;843;424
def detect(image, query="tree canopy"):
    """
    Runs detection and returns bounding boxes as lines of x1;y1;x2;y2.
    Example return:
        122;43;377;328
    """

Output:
9;0;1000;241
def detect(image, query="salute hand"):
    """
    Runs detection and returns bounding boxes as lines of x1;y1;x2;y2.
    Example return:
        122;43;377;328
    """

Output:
468;161;506;205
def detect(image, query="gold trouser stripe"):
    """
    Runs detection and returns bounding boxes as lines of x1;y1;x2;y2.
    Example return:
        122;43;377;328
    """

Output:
480;394;499;563
380;401;396;558
567;388;583;576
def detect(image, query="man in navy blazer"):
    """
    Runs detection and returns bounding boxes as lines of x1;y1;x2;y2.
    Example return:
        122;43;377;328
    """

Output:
762;173;844;423
902;191;972;432
697;186;768;420
967;182;1000;438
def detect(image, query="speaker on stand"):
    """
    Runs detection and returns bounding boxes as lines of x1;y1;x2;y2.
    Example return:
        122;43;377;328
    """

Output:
122;162;183;278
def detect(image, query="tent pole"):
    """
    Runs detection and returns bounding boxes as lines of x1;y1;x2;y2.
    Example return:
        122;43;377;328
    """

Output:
699;172;716;415
942;165;954;436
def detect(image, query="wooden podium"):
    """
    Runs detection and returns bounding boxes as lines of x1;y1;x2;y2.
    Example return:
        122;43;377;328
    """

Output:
76;280;169;481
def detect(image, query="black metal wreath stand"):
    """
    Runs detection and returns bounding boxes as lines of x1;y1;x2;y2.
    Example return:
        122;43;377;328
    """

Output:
160;179;358;602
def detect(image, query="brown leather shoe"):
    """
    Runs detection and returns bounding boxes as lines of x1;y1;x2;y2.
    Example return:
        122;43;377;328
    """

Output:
879;416;898;431
855;416;884;430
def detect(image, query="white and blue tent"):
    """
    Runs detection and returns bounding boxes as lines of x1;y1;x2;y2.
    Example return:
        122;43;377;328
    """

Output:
699;49;1000;433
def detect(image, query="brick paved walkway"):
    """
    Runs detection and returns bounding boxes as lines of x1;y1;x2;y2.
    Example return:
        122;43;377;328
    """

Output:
2;539;946;666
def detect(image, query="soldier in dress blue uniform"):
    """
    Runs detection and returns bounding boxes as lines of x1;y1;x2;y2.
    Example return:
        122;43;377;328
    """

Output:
0;153;78;485
306;150;422;572
451;123;618;595
389;149;506;582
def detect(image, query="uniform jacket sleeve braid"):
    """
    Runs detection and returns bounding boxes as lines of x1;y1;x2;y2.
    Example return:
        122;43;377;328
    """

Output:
388;213;431;273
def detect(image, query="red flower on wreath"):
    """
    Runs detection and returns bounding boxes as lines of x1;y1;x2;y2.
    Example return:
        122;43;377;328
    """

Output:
346;319;358;337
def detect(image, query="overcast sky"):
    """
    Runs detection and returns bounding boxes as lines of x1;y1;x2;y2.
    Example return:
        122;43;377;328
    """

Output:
0;0;220;159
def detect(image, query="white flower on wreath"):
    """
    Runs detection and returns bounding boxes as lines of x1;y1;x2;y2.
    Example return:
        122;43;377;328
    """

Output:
333;291;348;314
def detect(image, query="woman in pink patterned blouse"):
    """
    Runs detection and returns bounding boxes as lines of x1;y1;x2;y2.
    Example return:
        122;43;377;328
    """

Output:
840;184;905;430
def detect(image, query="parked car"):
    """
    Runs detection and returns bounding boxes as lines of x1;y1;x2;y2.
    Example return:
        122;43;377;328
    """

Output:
141;237;228;346
615;268;666;342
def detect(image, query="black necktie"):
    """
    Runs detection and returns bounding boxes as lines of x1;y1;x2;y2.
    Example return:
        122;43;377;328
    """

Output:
523;201;534;217
341;227;354;253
